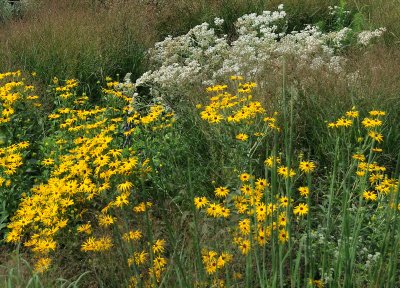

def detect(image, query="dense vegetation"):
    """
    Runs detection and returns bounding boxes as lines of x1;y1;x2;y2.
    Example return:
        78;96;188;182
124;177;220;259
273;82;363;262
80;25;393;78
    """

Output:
0;1;399;287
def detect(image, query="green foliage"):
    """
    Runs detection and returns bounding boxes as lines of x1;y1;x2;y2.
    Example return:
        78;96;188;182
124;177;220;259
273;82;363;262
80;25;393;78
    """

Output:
0;0;13;22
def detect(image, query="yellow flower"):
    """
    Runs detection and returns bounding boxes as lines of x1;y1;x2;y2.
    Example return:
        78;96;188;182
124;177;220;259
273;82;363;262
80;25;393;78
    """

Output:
352;154;366;161
34;257;52;273
133;202;152;213
299;161;315;173
217;252;232;268
363;190;377;201
279;196;290;207
152;239;166;254
220;207;230;218
278;212;287;227
194;196;208;209
293;203;308;216
335;118;352;127
81;236;112;252
114;193;130;207
214;186;229;198
264;156;281;167
238;239;251;255
117;181;134;193
255;178;268;189
230;75;244;81
2;107;14;117
153;256;167;269
42;158;55;166
239;173;251;182
368;131;384;143
369;110;385;116
240;184;252;195
206;203;222;218
278;229;289;243
277;166;296;178
238;219;251;236
236;133;249;141
122;230;142;241
298;186;309;197
77;223;92;234
345;110;359;118
128;251;148;266
362;118;382;128
98;214;116;227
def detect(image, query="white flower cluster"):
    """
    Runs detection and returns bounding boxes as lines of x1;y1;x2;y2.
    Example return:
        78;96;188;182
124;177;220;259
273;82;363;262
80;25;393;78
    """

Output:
357;28;386;46
365;252;381;268
133;6;385;101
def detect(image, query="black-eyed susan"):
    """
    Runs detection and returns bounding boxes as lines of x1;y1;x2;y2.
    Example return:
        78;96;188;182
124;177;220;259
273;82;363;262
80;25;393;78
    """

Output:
77;223;92;234
214;186;229;198
98;214;116;227
345;110;359;118
118;182;135;195
236;133;249;141
278;229;289;243
363;190;377;201
122;230;142;242
264;156;281;167
279;196;290;207
362;118;382;128
206;203;222;218
352;154;366;161
238;219;251;235
194;196;208;209
152;239;166;254
34;257;52;273
217;252;232;268
240;184;252;195
369;110;385;116
239;173;251;182
293;203;308;216
278;166;296;178
278;212;287;227
298;186;309;197
238;239;251;255
299;161;315;173
255;178;268;189
368;131;384;143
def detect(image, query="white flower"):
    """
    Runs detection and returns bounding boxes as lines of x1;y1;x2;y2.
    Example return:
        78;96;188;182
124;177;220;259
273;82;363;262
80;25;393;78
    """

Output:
358;28;386;46
126;7;387;106
214;17;224;26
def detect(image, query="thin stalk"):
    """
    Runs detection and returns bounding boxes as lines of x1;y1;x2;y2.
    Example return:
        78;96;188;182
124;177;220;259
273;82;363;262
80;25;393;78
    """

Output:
322;136;340;279
186;157;206;283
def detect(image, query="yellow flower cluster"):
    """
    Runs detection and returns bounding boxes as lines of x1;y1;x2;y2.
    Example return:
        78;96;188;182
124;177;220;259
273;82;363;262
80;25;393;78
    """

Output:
199;78;279;148
81;236;113;252
5;77;172;276
200;80;265;125
201;249;232;274
54;79;79;100
126;105;175;133
195;170;300;258
127;238;168;286
195;79;316;271
0;71;41;124
0;142;29;180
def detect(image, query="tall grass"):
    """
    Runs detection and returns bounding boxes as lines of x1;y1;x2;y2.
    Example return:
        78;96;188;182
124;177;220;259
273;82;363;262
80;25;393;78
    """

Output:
1;0;399;98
